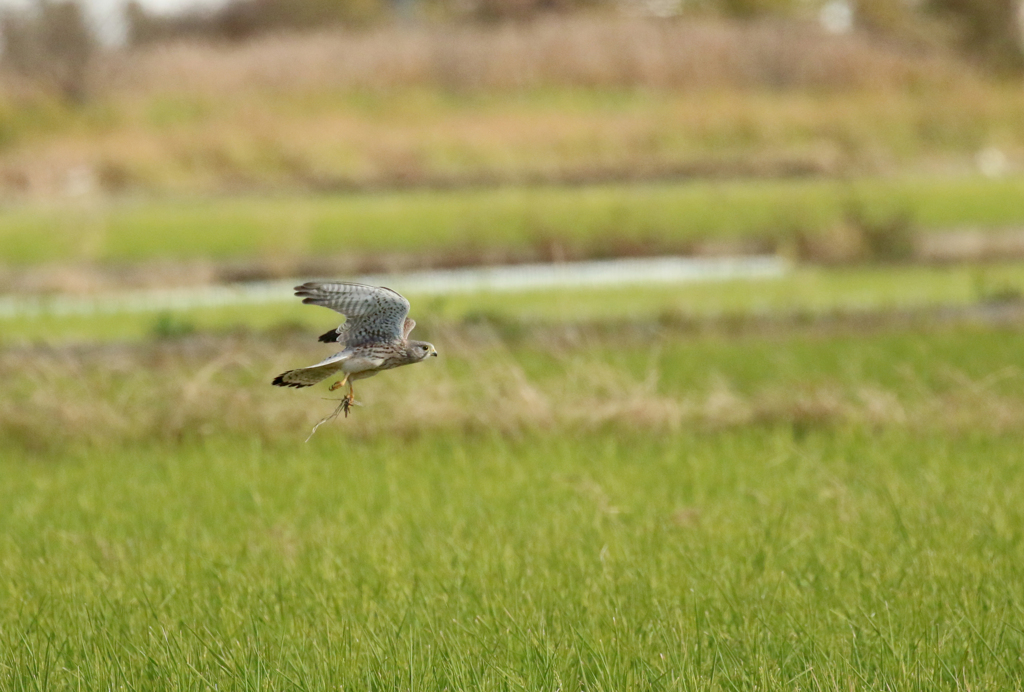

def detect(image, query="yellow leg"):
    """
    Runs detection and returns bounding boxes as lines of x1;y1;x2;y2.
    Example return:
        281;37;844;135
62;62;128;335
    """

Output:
341;380;356;417
329;376;357;417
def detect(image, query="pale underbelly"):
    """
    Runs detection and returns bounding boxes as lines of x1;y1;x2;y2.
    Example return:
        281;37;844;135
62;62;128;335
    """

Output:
341;355;401;379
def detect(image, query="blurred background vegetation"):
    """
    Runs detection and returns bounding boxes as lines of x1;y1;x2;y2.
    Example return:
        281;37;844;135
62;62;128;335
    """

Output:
0;0;1019;189
0;0;1021;289
0;0;1023;420
0;0;1022;461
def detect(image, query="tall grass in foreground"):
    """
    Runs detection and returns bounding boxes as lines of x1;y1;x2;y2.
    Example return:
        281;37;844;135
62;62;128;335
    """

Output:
2;429;1024;689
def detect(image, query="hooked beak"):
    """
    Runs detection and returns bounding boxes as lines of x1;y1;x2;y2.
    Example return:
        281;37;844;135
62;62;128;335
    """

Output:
430;346;438;357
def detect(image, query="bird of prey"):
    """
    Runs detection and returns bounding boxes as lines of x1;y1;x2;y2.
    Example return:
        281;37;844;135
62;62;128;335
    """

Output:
272;282;437;417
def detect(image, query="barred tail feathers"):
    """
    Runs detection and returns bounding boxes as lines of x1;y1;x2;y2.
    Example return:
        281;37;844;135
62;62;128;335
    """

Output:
271;351;349;388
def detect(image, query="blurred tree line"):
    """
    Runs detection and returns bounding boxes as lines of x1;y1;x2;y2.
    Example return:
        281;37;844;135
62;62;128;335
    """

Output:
1;0;1022;103
124;0;1024;76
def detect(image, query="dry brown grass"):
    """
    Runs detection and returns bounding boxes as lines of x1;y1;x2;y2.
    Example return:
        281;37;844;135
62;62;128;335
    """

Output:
95;16;971;95
8;81;1024;195
4;329;1023;451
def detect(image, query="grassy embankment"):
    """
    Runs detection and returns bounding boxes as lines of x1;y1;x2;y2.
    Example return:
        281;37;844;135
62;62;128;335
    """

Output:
1;17;1023;196
3;324;1024;689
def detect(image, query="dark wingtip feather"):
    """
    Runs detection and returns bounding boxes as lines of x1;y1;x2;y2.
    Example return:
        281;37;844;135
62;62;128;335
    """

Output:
317;328;338;343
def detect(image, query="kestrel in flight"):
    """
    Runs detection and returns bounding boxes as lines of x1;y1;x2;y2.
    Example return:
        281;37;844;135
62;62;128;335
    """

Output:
272;282;437;416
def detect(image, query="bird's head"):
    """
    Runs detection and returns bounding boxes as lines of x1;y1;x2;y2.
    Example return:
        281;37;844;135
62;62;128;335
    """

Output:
407;340;438;362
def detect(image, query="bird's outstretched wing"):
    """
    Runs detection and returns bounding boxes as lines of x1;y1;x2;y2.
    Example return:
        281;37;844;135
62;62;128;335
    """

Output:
298;282;411;347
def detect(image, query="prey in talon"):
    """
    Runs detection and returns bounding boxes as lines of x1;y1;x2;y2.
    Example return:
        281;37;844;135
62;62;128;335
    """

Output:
272;282;438;429
329;376;357;417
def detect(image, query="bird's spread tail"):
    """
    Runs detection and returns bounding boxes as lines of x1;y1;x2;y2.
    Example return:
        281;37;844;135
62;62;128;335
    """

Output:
271;351;350;388
272;370;314;388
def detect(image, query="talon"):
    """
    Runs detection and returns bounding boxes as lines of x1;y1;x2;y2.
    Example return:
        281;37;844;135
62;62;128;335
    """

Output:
329;380;343;392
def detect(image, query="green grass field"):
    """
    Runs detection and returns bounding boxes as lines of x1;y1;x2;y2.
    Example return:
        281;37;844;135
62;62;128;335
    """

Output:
6;321;1024;687
2;175;1023;265
3;322;1024;689
5;431;1024;690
